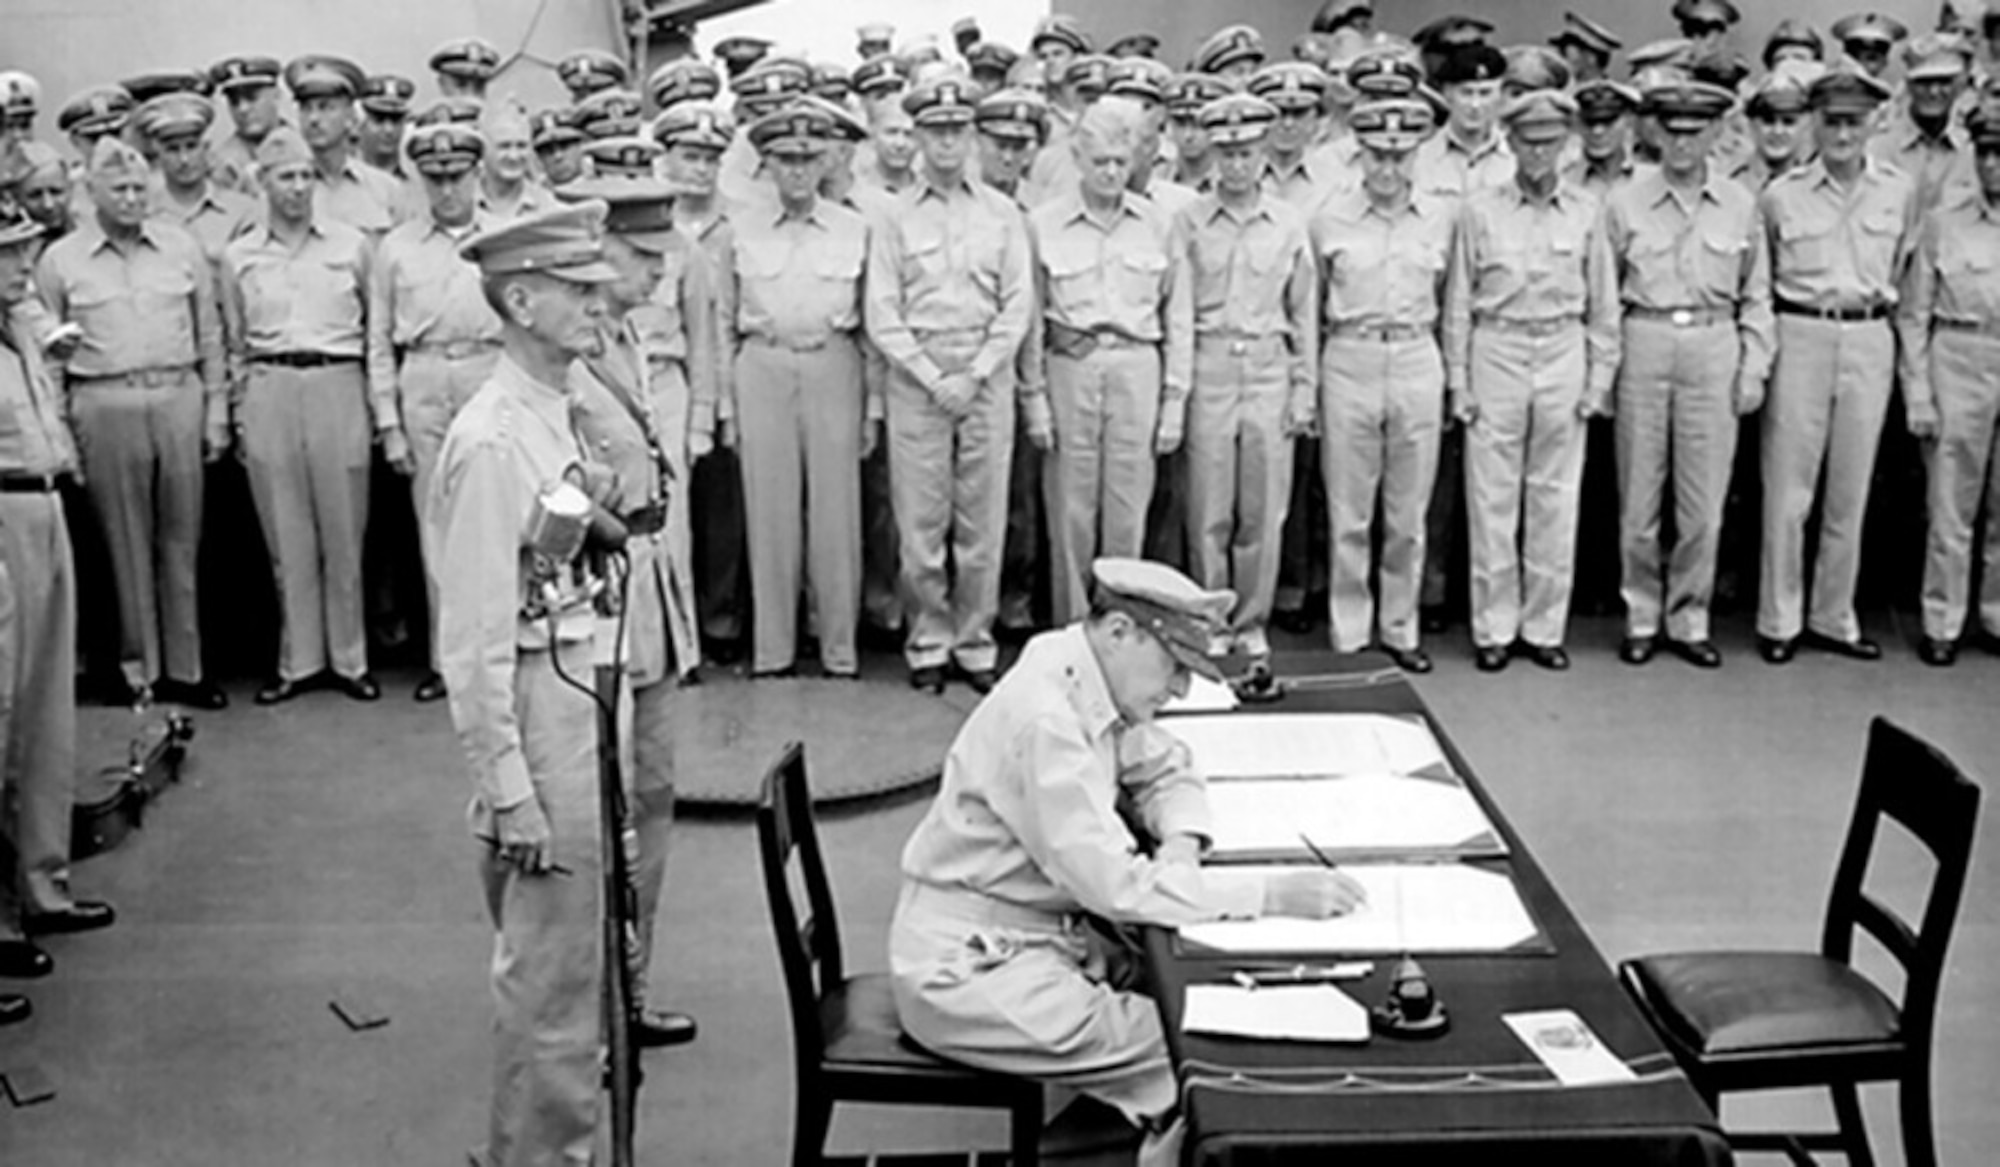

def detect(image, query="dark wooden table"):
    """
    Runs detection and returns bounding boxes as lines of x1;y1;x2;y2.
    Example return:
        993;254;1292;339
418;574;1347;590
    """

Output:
1146;653;1731;1166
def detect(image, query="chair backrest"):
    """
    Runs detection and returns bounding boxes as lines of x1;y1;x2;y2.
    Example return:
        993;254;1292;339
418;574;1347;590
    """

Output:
1822;718;1981;1050
758;742;844;1078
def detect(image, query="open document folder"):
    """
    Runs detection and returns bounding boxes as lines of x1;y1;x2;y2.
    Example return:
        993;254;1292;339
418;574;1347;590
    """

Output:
1163;712;1451;779
1203;772;1505;861
1183;982;1371;1043
1177;863;1545;955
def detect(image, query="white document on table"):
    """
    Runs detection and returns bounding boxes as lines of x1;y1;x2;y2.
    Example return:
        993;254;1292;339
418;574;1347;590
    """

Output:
1162;671;1240;713
1204;772;1504;859
1503;1010;1638;1085
1178;864;1541;954
1182;982;1371;1043
1165;713;1449;779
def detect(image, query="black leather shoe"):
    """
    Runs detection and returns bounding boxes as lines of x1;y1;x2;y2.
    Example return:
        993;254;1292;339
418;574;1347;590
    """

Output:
1384;645;1432;674
909;666;945;694
1918;637;1958;667
1803;631;1882;661
1757;636;1797;664
1473;645;1510;673
1618;635;1657;665
0;940;53;979
961;667;998;694
333;673;382;701
27;899;115;936
0;992;29;1025
413;672;448;703
634;1009;697;1049
1522;643;1570;671
158;678;229;709
1667;639;1723;669
255;676;308;705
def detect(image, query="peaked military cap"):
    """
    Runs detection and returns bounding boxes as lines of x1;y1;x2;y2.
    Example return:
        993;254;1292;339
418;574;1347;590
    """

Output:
1670;0;1741;29
1830;13;1909;47
1089;558;1234;682
57;85;135;136
1500;87;1577;137
1107;57;1173;103
1167;72;1238;114
966;42;1022;78
1642;79;1737;129
1347;51;1426;99
557;49;629;98
975;88;1051;142
580;134;663;177
1808;58;1894;109
1904;32;1974;79
1247;62;1328;110
1030;15;1093;55
133;92;215;141
1193;25;1267;75
713;36;774;72
1625;38;1697;72
1689;51;1752;91
1550;12;1622;57
405;122;484;175
1432;43;1507;86
208;55;281;95
652;101;734;150
359;74;417;117
746;102;831;156
731;59;811;104
1108;33;1163;59
459;200;619;282
1745;62;1822;117
1504;45;1571;92
1350;96;1436;151
903;75;980;125
284;55;365;100
1573;78;1643;121
121;70;210;105
414;96;486;127
575;88;644;140
851;57;906;98
856;22;895;55
1063;55;1115;96
1198;92;1279;144
0;202;44;248
429;37;503;81
1411;15;1495;50
810;62;852;100
0;71;39;115
1763;20;1826;66
647;59;721;111
530;107;587;149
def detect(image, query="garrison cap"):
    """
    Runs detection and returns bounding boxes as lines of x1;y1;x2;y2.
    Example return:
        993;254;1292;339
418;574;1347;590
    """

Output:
1350;97;1436;151
0;71;39;115
555;170;678;253
1642;80;1736;129
713;36;774;72
1193;25;1267;75
57;85;135;136
121;70;210;105
557;49;629;99
1763;19;1826;66
1347;51;1426;99
1500;87;1577;138
1030;15;1093;56
647;59;721;111
1670;0;1741;29
1108;33;1163;59
1062;55;1114;98
429;37;503;81
414;96;486;127
404;121;484;175
1411;15;1494;51
851;57;906;98
0;201;43;248
1432;43;1507;86
1808;58;1894;110
284;54;364;100
746;102;831;157
651;101;734;150
133;92;216;141
810;62;852;101
1089;558;1234;682
1904;32;1975;80
903;75;980;125
1966;106;2000;150
1625;38;1696;73
1573;78;1642;121
360;74;418;117
208;55;281;95
459;200;619;283
1107;57;1173;104
86;136;148;182
530;107;586;149
1745;62;1822;118
1167;72;1237;114
1831;14;1909;48
967;42;1022;79
575;88;644;140
1504;44;1571;93
253;125;312;169
1550;12;1622;58
974;88;1051;142
856;22;895;55
1689;50;1751;91
1247;62;1328;110
1198;92;1279;145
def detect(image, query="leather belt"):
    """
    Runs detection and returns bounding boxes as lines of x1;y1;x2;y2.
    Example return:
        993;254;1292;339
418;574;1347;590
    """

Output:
0;472;69;493
405;339;499;360
743;331;852;353
1774;297;1888;322
1473;314;1584;337
1047;320;1154;360
69;365;197;389
1196;332;1287;356
1932;317;2000;338
1623;306;1734;328
1326;322;1433;342
249;352;361;368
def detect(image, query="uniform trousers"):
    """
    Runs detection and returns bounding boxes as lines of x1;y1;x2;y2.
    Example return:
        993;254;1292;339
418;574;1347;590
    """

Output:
629;675;675;1008
1464;325;1588;650
888;330;1013;673
1757;316;1895;643
1615;318;1740;643
1043;342;1161;627
735;337;863;675
0;493;79;938
240;360;371;682
473;640;622;1167
402;348;499;671
1321;335;1444;653
71;370;205;687
1920;328;2000;641
1185;334;1292;653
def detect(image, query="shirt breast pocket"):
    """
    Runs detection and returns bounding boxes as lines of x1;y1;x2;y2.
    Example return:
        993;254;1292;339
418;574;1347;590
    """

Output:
1042;249;1095;310
902;229;950;284
737;239;789;283
1696;230;1747;297
1854;207;1905;283
814;241;865;289
1778;214;1837;279
1115;250;1168;308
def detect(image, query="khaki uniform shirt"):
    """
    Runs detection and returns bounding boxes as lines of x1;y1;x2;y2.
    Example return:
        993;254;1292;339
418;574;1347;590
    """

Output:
312;154;405;237
1311;188;1456;334
0;312;80;477
1603;167;1775;389
1759;158;1918;312
218;220;372;387
1181;191;1318;417
898;624;1265;924
365;213;501;432
1869;119;1975;213
150;182;259;267
720;197;873;420
1896;191;2000;421
1442;178;1622;405
1416;130;1516;199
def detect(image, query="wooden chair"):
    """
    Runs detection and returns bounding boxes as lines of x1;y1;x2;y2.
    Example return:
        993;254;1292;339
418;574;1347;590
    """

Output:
1620;717;1980;1167
757;742;1044;1167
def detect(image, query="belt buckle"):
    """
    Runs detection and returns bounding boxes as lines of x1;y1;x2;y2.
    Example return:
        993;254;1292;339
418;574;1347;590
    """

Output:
1670;308;1693;328
1229;339;1249;356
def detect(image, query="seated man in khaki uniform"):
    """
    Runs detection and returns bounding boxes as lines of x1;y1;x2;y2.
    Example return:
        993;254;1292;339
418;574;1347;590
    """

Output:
891;557;1364;1166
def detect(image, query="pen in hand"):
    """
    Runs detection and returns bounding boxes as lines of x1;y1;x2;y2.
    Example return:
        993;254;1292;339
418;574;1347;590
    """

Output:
1299;832;1368;911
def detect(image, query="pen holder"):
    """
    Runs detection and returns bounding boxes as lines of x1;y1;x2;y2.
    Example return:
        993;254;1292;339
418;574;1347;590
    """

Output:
1371;955;1450;1039
1232;660;1285;704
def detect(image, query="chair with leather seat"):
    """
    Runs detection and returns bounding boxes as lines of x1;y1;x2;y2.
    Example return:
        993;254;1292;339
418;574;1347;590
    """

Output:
757;742;1044;1167
1620;717;1980;1167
